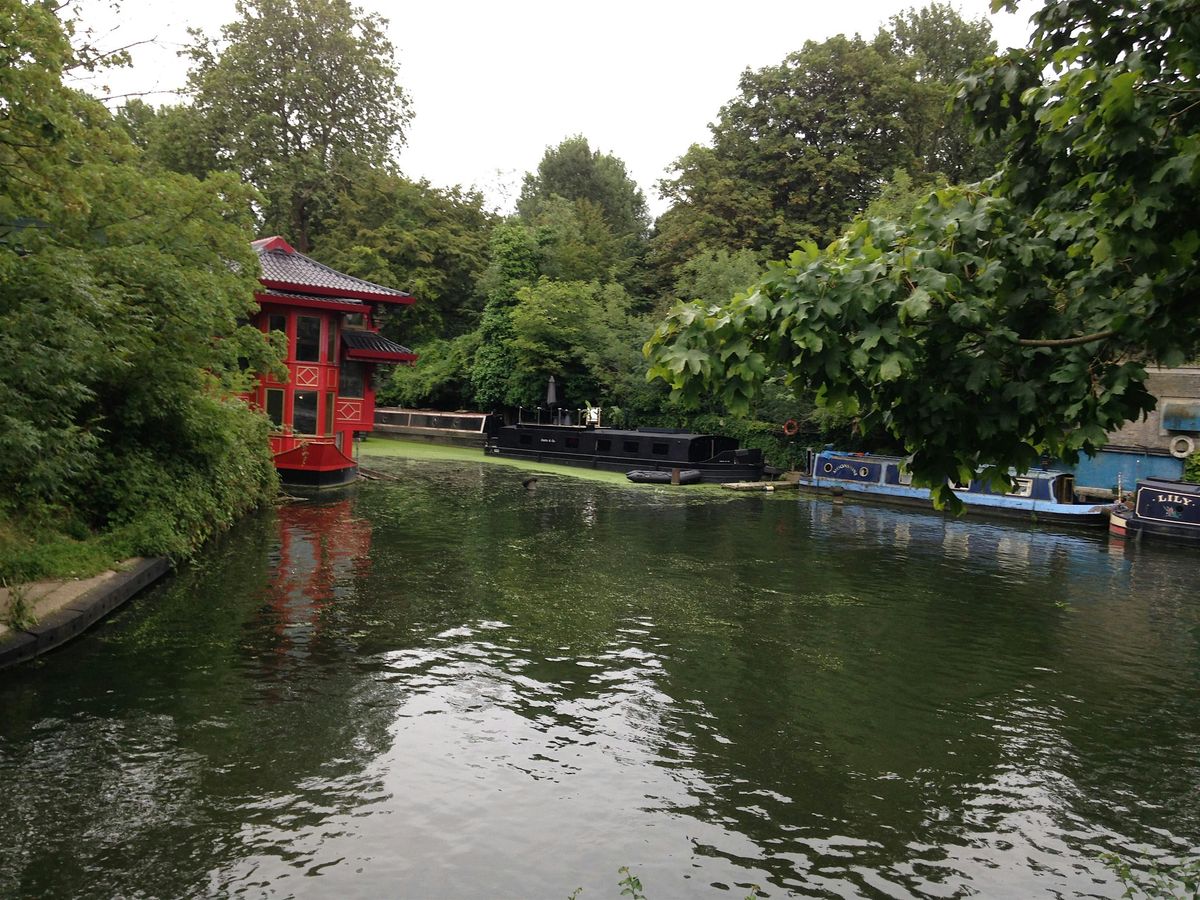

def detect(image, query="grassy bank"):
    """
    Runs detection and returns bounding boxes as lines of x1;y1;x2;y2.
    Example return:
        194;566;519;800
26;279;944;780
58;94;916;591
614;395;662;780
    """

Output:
0;519;135;584
357;436;728;489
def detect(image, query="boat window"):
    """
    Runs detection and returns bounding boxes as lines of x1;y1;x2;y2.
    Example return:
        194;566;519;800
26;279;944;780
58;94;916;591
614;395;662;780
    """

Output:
652;442;669;455
566;436;580;448
519;434;532;445
267;313;287;335
623;441;640;454
324;392;334;435
1009;477;1034;498
822;462;834;473
597;439;611;452
1056;475;1075;504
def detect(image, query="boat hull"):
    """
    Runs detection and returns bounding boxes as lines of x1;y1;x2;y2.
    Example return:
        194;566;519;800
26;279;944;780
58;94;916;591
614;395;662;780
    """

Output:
1109;479;1200;543
274;441;359;489
798;451;1111;528
796;479;1110;526
626;469;703;485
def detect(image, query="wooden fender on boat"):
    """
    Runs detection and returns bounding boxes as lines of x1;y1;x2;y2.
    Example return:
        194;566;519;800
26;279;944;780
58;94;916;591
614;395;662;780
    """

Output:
1170;435;1195;458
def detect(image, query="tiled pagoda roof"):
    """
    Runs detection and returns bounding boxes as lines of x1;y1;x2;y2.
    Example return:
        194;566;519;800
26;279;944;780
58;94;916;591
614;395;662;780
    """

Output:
251;236;413;304
342;330;416;362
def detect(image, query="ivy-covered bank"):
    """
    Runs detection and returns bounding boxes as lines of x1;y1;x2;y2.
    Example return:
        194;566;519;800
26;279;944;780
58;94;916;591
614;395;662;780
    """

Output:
0;3;281;583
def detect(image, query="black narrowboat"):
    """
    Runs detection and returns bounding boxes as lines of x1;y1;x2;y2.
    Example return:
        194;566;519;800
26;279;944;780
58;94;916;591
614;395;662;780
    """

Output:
484;423;764;483
1110;477;1200;543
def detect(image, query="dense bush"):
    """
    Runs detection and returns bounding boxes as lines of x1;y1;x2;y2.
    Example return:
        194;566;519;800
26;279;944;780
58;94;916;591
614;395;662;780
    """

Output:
0;3;281;580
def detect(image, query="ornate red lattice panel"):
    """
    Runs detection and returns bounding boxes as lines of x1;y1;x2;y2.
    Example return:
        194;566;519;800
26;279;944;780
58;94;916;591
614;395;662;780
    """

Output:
294;365;320;388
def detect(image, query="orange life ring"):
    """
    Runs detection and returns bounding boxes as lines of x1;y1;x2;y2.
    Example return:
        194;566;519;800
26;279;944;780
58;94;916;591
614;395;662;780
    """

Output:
782;418;799;436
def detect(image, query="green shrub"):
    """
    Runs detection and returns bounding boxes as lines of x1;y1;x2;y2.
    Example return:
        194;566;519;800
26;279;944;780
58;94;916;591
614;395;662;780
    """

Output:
1184;451;1200;484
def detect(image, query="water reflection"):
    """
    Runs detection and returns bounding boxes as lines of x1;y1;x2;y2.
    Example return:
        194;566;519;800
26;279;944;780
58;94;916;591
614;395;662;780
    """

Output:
264;499;372;656
0;464;1198;898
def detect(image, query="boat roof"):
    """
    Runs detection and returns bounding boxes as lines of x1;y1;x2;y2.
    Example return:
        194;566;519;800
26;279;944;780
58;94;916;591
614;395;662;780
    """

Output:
1138;477;1200;493
816;449;1072;479
506;424;726;441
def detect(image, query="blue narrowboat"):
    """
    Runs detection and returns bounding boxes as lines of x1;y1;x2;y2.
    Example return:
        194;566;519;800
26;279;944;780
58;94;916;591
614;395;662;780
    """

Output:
1110;478;1200;543
801;450;1112;527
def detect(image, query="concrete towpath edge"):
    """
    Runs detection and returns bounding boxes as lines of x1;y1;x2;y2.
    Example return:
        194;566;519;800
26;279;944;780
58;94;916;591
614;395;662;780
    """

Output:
0;557;171;671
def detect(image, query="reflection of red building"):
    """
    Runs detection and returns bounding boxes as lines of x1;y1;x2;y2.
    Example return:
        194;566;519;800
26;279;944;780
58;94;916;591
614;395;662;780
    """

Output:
268;499;372;637
248;236;416;486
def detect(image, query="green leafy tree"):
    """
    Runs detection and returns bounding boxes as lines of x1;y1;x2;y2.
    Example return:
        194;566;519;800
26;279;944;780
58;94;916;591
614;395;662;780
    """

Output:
470;223;542;409
315;168;496;344
671;248;764;308
655;35;926;264
646;0;1200;502
652;8;999;281
184;0;412;250
860;168;949;223
518;136;650;295
874;2;1001;183
518;135;649;240
1;0;282;567
114;99;223;180
507;278;655;413
381;333;479;410
528;195;631;285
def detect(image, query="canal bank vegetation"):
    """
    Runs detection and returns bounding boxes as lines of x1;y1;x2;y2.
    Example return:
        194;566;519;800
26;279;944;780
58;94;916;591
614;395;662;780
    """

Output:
646;0;1200;503
108;0;1004;475
1;0;1002;578
6;0;1195;573
0;2;283;581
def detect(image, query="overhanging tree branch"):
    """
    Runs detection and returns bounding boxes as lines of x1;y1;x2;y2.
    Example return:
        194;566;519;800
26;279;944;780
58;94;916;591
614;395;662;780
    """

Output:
1014;330;1118;348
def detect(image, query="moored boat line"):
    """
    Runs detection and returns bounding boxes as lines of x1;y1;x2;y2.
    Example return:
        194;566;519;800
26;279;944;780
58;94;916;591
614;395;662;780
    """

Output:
797;450;1112;527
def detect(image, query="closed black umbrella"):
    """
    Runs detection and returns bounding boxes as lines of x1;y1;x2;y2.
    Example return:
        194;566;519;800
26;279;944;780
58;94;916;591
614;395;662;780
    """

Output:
546;375;559;407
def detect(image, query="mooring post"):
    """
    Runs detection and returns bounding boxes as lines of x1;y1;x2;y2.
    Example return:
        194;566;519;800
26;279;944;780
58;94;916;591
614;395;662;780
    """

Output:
671;468;681;485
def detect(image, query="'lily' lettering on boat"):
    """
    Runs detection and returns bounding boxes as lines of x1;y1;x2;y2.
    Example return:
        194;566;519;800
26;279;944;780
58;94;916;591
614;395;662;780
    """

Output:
1155;493;1194;506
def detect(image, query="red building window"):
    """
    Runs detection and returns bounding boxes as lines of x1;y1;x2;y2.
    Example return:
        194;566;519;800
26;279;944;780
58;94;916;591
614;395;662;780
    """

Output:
339;361;366;398
294;391;318;434
296;316;321;362
265;389;284;428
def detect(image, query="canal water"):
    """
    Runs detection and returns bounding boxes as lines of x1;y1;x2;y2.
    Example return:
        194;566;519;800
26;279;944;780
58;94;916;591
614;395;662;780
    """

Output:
2;458;1198;898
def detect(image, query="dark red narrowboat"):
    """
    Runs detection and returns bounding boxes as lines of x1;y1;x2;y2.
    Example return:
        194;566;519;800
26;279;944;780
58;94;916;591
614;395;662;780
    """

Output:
245;236;416;487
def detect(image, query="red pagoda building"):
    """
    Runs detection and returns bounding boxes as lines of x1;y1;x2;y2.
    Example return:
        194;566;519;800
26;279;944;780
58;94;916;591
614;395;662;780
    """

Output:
246;236;416;487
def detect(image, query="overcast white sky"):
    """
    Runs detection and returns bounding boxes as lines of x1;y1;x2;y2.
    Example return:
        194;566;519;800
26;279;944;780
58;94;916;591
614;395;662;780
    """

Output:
72;0;1036;217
